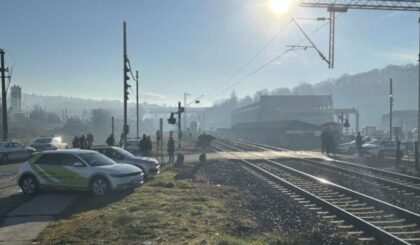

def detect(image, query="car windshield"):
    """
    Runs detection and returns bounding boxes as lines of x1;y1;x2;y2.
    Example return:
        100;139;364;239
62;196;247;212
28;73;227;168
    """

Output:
79;152;115;166
113;147;135;158
34;138;52;144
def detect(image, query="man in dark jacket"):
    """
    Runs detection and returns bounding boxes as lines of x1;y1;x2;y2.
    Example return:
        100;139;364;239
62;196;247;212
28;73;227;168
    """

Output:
139;134;148;156
167;136;175;163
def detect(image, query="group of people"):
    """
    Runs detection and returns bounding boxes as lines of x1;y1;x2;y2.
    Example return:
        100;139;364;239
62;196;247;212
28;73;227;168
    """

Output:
139;134;153;156
72;133;94;149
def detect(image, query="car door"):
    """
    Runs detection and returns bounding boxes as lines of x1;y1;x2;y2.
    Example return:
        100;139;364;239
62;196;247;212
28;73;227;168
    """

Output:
32;153;66;187
4;142;19;160
11;142;27;159
58;154;89;189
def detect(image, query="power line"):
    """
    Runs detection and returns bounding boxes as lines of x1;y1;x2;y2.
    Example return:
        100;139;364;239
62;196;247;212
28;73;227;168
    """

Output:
206;19;293;98
208;14;344;103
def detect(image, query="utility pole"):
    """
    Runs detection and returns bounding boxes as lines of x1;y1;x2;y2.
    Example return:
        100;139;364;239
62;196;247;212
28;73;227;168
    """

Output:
390;78;393;140
111;116;114;135
136;70;139;138
123;21;129;146
418;14;420;155
183;93;190;132
178;101;182;149
0;49;8;140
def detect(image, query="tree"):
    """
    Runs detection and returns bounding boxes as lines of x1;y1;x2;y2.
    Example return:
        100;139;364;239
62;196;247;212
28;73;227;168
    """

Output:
90;109;112;139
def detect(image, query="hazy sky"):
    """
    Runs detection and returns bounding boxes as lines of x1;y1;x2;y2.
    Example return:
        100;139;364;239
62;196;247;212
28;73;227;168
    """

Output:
1;0;418;106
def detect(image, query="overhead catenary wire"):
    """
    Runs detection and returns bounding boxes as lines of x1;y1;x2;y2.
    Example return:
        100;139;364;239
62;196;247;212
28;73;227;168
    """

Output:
208;13;345;103
206;19;293;98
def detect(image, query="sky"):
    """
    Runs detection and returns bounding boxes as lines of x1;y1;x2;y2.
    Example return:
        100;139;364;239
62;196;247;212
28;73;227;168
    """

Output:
0;0;418;106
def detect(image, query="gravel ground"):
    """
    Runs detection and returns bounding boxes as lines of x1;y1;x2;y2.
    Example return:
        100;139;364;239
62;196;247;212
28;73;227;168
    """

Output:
176;159;360;245
274;160;420;214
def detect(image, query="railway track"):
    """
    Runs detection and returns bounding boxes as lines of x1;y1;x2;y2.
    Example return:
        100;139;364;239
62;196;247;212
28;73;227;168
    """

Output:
216;137;420;197
212;139;420;244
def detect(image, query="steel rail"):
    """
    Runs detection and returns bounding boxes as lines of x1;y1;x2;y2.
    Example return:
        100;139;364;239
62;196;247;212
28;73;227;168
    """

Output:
213;141;420;244
218;137;420;185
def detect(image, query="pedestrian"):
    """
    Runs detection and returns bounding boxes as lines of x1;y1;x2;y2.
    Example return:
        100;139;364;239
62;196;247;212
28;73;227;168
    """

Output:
80;135;87;149
355;131;363;156
106;133;115;146
87;133;94;149
139;134;148;156
320;130;328;154
72;136;80;148
146;136;153;156
167;135;175;163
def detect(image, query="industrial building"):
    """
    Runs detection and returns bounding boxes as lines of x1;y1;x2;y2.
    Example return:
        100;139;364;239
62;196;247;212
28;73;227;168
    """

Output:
231;95;334;127
221;120;322;150
10;85;22;112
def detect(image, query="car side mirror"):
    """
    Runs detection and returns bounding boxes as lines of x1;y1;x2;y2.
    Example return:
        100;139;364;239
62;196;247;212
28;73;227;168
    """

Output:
72;162;85;167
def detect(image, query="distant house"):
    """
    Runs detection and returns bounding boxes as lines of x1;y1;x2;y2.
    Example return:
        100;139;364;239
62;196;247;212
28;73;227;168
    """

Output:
226;120;322;150
231;95;334;127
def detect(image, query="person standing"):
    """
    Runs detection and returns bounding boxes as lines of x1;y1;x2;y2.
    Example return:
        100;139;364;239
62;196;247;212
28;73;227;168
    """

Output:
72;136;80;148
167;135;175;163
87;133;94;149
139;134;148;156
355;131;363;156
146;136;153;156
80;135;87;149
106;133;115;146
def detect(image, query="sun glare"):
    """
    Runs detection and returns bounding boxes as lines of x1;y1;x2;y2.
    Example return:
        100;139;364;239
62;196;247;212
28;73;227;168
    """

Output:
268;0;293;16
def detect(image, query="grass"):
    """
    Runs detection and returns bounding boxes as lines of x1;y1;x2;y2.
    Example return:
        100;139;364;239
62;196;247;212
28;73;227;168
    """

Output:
35;169;298;245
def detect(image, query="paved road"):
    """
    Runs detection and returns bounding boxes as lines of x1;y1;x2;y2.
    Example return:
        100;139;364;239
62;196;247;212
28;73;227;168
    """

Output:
0;162;29;218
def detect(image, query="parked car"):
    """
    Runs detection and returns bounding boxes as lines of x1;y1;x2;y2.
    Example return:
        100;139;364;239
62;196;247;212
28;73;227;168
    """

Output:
30;136;68;152
124;138;141;154
337;140;357;154
337;137;371;155
0;141;35;164
92;146;160;177
362;139;405;159
18;149;143;196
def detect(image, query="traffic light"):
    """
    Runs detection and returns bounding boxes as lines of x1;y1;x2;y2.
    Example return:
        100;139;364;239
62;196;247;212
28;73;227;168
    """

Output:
167;112;176;125
344;119;350;128
125;83;131;101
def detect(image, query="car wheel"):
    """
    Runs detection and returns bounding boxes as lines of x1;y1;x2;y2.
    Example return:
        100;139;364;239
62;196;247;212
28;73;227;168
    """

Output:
20;175;39;195
377;151;384;159
1;154;9;164
90;177;110;196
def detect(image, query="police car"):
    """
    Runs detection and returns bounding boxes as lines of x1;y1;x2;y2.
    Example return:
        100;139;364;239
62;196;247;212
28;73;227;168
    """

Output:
18;149;143;196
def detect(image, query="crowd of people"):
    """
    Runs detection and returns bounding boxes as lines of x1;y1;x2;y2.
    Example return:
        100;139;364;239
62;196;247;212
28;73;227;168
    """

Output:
72;133;94;149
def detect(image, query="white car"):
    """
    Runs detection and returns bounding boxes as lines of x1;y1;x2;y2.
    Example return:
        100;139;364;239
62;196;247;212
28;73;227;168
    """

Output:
30;136;68;152
18;149;143;196
0;141;35;164
362;139;405;159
